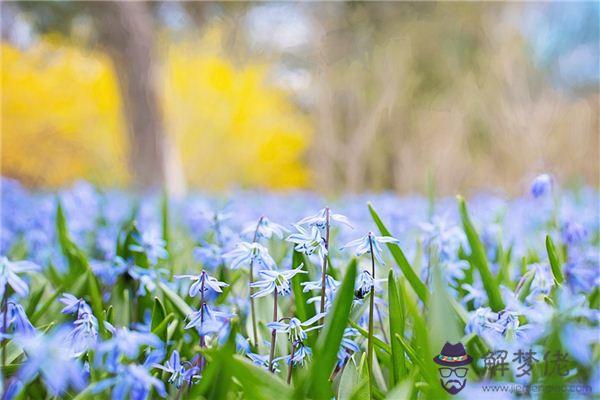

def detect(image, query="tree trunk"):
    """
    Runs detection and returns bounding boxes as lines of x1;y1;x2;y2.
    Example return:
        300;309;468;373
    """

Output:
92;1;165;189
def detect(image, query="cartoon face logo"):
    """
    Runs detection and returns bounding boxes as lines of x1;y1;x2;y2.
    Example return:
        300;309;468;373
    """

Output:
433;342;472;395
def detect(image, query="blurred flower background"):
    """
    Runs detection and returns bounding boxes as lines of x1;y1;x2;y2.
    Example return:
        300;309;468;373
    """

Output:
1;1;598;194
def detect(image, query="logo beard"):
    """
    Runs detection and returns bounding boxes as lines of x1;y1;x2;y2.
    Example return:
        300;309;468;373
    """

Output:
440;378;466;395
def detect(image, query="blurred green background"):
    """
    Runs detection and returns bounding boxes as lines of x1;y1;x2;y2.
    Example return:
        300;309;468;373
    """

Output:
1;1;598;194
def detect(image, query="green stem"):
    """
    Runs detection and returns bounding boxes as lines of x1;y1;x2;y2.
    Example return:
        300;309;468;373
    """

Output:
367;234;375;399
1;292;7;384
287;341;296;384
249;216;264;347
319;208;330;325
268;290;278;373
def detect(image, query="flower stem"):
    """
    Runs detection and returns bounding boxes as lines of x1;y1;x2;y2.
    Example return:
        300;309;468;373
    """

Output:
319;208;330;324
287;341;296;384
375;303;388;344
367;234;375;399
1;292;7;387
249;216;264;347
197;277;206;372
268;290;278;373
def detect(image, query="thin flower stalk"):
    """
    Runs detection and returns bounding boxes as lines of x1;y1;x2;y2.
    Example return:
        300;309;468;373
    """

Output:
249;216;264;347
319;208;330;324
268;290;278;373
1;291;7;381
287;341;297;384
367;234;376;399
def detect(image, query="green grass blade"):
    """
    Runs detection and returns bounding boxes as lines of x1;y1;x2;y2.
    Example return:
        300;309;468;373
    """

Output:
545;235;564;284
387;270;406;385
368;203;428;303
230;355;292;400
308;258;357;399
151;313;175;340
427;253;462;353
151;297;167;331
158;281;193;318
291;250;316;322
457;196;505;311
86;269;107;336
25;284;46;317
348;320;391;354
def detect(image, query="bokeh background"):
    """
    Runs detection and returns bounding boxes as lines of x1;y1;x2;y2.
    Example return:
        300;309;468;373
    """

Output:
1;1;598;195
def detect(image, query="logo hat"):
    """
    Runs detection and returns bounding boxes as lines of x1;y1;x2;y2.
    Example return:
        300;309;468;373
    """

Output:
433;342;473;367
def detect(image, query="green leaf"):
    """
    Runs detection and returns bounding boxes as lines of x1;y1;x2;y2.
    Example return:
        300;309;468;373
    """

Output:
457;196;505;311
368;203;428;303
190;322;237;399
56;200;89;275
158;281;193;318
230;355;292;400
291;250;316;322
307;259;357;399
394;334;433;383
545;235;564;284
388;270;406;385
517;269;536;303
151;313;175;340
25;284;46;317
151;297;167;331
385;370;416;400
427;252;462;353
338;357;360;400
86;269;106;336
348;320;391;354
30;286;63;324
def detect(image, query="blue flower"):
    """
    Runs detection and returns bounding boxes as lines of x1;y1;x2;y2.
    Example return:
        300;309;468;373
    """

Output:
223;242;276;270
267;314;324;344
354;270;386;300
530;174;553;198
184;303;235;334
277;343;312;366
560;323;597;365
337;328;360;367
419;216;466;262
175;271;228;297
152;350;199;389
60;294;99;356
95;328;162;372
564;249;599;294
128;230;168;265
2;302;36;337
301;274;340;310
236;333;251;354
60;293;92;316
341;232;399;265
0;257;40;298
296;208;353;231
15;329;87;396
250;264;307;298
286;225;328;258
561;221;588;245
95;363;166;400
242;217;289;240
247;352;279;372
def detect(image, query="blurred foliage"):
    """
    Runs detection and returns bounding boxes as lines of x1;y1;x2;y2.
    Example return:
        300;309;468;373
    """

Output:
2;25;310;189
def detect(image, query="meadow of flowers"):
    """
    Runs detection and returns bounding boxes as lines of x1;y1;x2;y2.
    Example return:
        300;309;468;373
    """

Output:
0;175;598;399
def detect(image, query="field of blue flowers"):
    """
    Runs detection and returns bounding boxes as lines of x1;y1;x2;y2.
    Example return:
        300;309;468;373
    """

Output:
0;175;598;399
